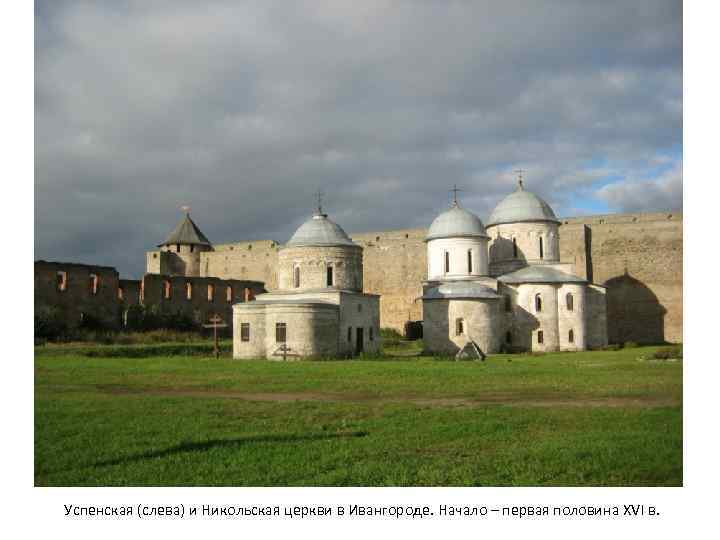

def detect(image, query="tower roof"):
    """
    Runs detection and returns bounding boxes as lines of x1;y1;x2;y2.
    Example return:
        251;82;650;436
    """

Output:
286;212;357;247
486;182;559;227
426;204;489;242
158;213;212;247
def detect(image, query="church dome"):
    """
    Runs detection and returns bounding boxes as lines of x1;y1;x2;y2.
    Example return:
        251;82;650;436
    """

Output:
487;183;559;227
426;204;488;242
286;213;356;247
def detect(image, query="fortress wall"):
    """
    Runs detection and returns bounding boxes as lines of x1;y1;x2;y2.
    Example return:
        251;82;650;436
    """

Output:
142;211;683;342
35;261;122;329
200;240;279;289
351;228;427;332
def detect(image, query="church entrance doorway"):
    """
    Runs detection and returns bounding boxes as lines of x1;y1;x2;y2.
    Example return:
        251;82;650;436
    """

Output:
355;327;364;355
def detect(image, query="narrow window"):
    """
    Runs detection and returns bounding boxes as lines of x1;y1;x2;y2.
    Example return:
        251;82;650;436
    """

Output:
348;327;352;343
369;327;374;341
244;287;251;302
513;238;518;258
568;329;574;343
56;271;67;292
140;280;145;302
118;286;124;300
506;331;512;344
467;250;473;273
241;323;250;342
539;236;544;259
535;293;542;312
504;295;512;312
190;244;194;253
455;318;464;336
163;279;171;299
293;266;300;288
537;330;544;344
176;244;181;253
186;282;192;300
444;251;450;273
566;292;574;311
89;273;99;295
327;265;334;287
207;283;215;302
357;304;362;313
275;322;287;343
226;286;233;303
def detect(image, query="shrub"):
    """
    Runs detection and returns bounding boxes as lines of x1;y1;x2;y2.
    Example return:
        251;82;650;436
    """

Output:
653;346;683;360
380;328;403;340
623;341;639;349
34;305;69;341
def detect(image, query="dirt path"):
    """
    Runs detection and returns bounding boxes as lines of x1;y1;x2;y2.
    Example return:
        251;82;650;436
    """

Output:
95;385;680;408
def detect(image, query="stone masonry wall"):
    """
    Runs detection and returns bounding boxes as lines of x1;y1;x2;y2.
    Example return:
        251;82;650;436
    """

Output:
147;211;683;343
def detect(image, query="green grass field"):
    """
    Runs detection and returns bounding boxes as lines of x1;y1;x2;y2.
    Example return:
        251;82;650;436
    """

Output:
34;345;682;486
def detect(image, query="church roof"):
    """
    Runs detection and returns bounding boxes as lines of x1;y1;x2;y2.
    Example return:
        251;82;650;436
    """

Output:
422;281;500;300
487;183;559;227
426;204;489;242
286;213;357;247
159;214;212;247
498;265;586;284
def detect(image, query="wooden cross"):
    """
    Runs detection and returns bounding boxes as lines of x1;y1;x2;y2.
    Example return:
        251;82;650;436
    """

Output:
272;343;298;361
450;184;462;206
202;313;228;359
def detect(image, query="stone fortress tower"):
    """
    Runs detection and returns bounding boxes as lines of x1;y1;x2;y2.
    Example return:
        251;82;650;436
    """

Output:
233;203;380;359
146;209;213;277
422;178;608;355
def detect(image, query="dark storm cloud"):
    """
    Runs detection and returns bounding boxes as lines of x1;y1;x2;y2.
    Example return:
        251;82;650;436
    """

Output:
35;0;682;277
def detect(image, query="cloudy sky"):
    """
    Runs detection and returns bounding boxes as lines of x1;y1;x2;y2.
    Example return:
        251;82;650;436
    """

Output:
35;0;682;278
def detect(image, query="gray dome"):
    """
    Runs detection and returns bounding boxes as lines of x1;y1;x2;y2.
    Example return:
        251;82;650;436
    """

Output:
286;213;356;247
487;185;559;227
422;281;500;300
426;205;489;241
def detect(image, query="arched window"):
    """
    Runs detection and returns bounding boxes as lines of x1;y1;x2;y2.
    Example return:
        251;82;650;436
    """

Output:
537;330;544;344
444;251;450;273
56;271;68;292
176;244;181;253
539;236;544;259
326;265;334;287
566;292;574;311
244;287;251;302
535;293;542;312
207;283;215;302
186;282;192;300
163;279;171;299
226;286;233;302
467;250;473;273
504;295;512;312
293;266;300;288
118;286;124;300
512;238;518;258
505;331;512;344
455;318;464;336
568;329;574;343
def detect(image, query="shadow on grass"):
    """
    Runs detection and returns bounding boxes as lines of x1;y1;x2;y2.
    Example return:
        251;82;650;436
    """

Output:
91;431;370;469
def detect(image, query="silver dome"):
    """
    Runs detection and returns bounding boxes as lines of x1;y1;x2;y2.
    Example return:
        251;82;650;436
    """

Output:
498;265;586;284
286;213;356;247
487;185;559;227
425;205;489;242
422;281;500;300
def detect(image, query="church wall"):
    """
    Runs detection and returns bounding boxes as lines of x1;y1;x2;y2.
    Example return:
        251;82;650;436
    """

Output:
337;292;381;356
487;221;560;276
277;245;363;292
557;283;586;351
261;303;339;359
423;298;502;355
515;283;560;352
426;236;490;280
232;303;268;359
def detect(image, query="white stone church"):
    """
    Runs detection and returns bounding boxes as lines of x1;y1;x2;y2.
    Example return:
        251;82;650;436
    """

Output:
422;179;608;355
232;180;607;359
